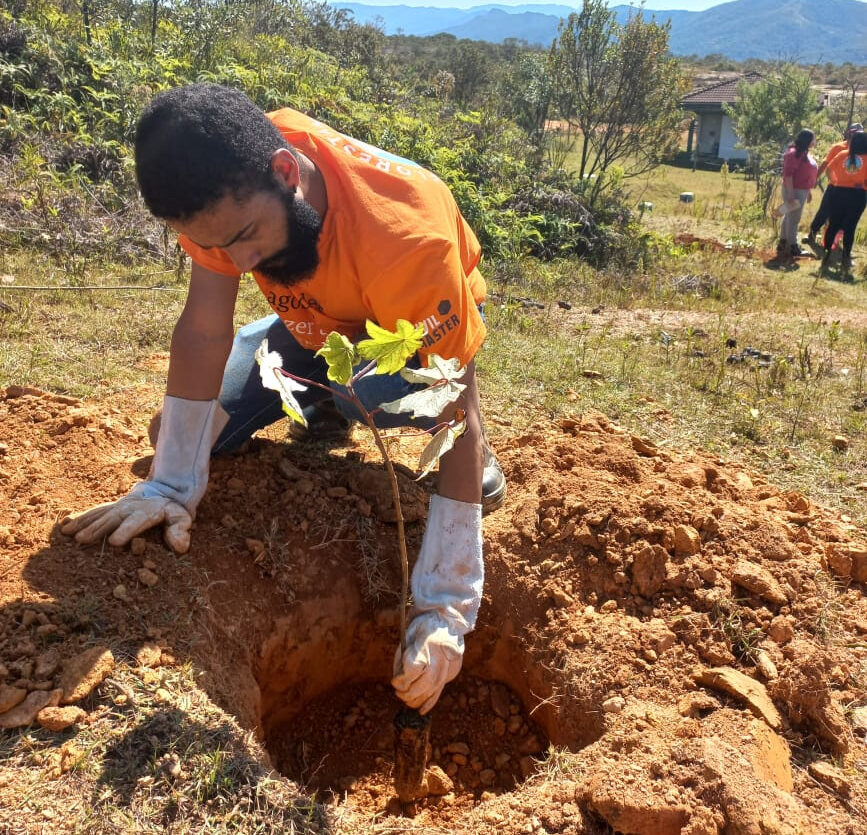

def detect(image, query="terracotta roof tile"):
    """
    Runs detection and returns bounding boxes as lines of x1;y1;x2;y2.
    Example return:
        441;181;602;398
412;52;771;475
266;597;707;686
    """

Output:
682;72;763;105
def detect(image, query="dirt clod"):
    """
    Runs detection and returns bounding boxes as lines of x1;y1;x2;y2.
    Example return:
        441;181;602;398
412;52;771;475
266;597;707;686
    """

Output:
36;705;86;731
58;646;115;704
694;666;781;729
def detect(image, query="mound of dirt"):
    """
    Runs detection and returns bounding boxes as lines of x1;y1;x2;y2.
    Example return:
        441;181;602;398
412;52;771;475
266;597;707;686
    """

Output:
0;386;865;834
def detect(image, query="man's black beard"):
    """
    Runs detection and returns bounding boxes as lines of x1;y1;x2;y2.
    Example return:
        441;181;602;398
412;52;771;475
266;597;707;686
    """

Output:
254;186;323;287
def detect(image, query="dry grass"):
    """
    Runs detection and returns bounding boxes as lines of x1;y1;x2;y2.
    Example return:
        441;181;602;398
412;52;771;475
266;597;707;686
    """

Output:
0;663;326;833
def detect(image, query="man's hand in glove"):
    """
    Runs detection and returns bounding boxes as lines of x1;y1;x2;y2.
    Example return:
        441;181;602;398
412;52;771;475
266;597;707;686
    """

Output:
392;494;483;714
61;396;227;554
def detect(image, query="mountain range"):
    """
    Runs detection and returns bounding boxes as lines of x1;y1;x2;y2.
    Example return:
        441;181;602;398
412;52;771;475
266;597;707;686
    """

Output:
334;0;867;63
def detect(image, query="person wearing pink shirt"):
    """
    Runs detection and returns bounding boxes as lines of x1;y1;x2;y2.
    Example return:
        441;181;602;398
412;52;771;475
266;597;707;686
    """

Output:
777;129;818;263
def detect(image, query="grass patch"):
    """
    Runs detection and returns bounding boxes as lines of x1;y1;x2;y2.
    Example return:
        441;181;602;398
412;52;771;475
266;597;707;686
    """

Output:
0;664;326;833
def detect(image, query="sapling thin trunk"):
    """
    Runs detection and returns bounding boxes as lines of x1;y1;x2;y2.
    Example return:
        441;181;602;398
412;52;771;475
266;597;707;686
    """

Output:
352;397;410;653
255;320;468;805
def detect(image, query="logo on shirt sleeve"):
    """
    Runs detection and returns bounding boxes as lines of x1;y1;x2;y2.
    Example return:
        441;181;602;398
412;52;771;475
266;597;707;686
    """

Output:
420;300;461;351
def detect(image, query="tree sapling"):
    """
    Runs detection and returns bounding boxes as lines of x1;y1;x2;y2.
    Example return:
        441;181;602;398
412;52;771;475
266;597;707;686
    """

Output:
255;319;468;803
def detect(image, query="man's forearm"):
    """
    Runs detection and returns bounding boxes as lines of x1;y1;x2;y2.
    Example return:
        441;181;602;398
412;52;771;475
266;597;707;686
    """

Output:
166;318;234;400
436;362;483;505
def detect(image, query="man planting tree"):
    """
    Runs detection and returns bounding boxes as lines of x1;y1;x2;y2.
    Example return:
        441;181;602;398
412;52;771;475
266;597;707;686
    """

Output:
61;83;506;716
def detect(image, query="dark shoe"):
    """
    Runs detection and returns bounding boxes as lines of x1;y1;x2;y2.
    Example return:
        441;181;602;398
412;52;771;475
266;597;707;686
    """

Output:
481;445;506;514
803;230;817;246
790;244;809;258
287;399;352;442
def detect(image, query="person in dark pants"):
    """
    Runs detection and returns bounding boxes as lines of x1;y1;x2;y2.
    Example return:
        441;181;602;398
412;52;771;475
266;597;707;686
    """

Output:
806;122;863;245
820;130;867;276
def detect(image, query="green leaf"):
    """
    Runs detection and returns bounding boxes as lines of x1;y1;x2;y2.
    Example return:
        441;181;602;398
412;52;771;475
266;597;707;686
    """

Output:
315;331;358;385
255;339;308;427
416;418;467;480
356;319;424;375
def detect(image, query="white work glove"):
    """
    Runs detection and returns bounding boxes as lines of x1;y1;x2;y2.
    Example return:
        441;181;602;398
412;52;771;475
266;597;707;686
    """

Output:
392;494;483;714
61;396;228;554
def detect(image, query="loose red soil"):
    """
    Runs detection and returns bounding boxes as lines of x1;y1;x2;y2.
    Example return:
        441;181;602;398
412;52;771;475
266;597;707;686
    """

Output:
1;385;865;833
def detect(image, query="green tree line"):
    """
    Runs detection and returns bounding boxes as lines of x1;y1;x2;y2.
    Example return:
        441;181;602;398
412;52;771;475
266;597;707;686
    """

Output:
0;0;685;273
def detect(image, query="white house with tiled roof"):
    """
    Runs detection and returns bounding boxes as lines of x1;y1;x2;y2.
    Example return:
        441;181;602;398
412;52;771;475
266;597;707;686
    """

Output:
680;72;763;163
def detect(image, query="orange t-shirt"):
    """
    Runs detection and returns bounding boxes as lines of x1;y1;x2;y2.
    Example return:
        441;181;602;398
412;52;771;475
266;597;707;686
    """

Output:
823;141;850;185
825;152;867;189
822;140;848;169
178;109;487;367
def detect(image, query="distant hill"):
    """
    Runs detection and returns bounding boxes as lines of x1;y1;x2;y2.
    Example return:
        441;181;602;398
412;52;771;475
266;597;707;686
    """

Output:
334;0;867;63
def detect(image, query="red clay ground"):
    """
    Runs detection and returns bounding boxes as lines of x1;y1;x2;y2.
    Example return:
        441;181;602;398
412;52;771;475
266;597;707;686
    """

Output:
1;384;866;833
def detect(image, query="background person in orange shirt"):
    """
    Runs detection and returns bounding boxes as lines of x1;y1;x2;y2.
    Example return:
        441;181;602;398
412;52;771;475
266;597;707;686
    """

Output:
820;130;867;275
805;122;864;246
61;84;507;715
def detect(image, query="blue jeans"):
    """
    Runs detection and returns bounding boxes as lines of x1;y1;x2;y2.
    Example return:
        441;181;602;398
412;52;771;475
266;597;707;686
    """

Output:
214;315;436;453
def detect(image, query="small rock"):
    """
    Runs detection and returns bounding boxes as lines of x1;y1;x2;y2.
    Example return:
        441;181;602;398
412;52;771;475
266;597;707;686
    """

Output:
58;646;115;704
694;666;781;730
446;741;470;756
0;685;27;714
296;478;315;495
425;765;453;795
831;435;849;451
677;692;719;717
226;477;245;493
479;768;496;786
518;734;543;755
631;435;658;456
674;524;701;556
135;642;163;668
767;615;794;644
490;687;510;720
137;568;159;587
754;650;778;680
732;561;786;605
21;609;38;628
34;650;60;680
36;706;86;731
0;689;62;728
112;584;129;601
130;537;147;556
602;696;625;714
852;706;867;735
808;761;850;797
326;486;347;498
507;715;522;734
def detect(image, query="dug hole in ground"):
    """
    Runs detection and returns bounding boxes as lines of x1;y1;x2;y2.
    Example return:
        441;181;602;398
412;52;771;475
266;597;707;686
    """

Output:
0;382;865;834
